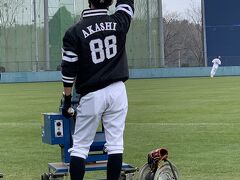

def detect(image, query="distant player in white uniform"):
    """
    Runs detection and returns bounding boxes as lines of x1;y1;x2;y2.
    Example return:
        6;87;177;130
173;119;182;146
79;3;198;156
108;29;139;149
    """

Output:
210;56;221;78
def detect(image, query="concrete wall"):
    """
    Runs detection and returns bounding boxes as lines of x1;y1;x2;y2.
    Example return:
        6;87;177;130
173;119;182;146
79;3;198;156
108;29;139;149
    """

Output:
0;66;240;83
0;71;61;83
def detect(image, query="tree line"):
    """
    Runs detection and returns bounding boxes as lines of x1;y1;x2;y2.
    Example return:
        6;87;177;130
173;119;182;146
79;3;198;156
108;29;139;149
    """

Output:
0;0;204;72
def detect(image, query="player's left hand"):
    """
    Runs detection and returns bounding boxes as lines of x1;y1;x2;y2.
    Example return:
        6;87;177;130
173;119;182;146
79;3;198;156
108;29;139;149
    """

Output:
62;93;74;118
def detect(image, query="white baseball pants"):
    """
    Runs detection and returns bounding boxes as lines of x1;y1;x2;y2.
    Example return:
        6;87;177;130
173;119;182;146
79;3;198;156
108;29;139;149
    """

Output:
69;81;128;159
210;65;218;77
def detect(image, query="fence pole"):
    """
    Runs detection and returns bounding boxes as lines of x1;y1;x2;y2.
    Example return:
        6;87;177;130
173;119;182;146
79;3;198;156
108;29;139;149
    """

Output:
158;0;165;67
33;0;39;71
44;0;50;70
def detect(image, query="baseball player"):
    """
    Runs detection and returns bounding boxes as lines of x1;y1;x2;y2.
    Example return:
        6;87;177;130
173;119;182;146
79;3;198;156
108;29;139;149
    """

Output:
61;0;134;179
210;56;221;78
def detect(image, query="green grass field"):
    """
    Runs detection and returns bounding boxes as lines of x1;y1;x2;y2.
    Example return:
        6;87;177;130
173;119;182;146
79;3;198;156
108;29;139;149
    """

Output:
1;77;240;179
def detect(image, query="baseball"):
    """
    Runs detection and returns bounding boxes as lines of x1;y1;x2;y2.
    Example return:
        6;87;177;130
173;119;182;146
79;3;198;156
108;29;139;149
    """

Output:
67;107;75;115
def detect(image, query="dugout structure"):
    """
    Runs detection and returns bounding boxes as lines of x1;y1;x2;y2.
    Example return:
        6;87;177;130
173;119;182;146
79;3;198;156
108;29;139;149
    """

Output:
0;0;164;72
203;0;240;66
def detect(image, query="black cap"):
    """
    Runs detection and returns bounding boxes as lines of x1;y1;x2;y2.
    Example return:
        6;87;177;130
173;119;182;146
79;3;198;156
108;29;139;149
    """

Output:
88;0;113;9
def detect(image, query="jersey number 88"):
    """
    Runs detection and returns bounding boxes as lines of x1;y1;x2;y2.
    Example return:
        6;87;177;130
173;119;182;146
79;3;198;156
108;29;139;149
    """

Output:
90;35;117;64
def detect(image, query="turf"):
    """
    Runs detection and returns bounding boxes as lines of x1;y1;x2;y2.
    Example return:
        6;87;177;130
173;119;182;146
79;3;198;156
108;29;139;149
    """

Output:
0;77;240;179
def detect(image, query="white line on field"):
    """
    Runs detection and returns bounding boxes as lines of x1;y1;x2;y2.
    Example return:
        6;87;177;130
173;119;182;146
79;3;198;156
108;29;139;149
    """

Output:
0;122;41;127
127;122;240;126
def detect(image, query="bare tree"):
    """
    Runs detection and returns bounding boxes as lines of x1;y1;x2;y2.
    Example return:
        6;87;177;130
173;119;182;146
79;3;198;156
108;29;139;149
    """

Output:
0;0;23;70
185;0;202;24
163;11;186;66
185;0;204;66
163;0;203;67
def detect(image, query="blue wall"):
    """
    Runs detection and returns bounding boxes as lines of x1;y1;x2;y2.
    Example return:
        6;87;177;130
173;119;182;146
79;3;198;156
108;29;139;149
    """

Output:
204;0;240;66
0;71;61;83
1;67;240;83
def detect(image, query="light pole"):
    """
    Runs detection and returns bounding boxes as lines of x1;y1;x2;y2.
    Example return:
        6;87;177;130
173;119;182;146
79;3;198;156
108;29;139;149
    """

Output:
201;0;207;66
44;0;50;70
158;0;165;67
33;0;39;71
146;0;152;67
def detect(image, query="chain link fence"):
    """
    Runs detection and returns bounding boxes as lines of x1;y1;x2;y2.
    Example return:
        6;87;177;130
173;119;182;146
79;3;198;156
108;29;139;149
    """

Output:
0;0;163;72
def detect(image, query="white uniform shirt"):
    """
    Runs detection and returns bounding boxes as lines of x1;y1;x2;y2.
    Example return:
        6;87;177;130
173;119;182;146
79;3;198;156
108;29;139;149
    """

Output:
212;58;221;68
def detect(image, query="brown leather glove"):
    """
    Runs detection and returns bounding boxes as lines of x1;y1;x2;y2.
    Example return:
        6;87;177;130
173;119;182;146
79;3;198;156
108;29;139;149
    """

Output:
147;148;168;172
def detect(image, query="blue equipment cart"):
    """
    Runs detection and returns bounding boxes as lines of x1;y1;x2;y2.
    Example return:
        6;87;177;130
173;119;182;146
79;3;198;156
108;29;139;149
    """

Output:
41;92;136;180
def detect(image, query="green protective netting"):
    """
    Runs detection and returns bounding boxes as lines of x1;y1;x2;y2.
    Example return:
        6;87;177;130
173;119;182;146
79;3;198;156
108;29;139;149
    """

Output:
0;0;161;72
